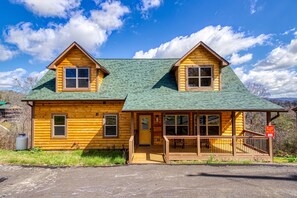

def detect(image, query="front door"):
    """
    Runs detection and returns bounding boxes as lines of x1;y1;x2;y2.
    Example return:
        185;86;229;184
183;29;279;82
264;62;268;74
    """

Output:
139;115;151;145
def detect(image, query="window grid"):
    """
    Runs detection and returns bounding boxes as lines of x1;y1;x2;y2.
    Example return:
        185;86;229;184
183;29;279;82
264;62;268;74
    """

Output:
52;115;66;137
65;68;89;89
187;66;212;88
198;114;220;136
104;114;118;137
165;115;189;135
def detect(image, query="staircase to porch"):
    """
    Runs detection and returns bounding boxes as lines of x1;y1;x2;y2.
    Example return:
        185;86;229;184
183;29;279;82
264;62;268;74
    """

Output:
132;146;165;164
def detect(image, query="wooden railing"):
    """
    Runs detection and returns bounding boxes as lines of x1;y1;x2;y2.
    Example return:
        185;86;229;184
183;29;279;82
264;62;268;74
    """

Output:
163;136;169;163
163;132;272;163
241;130;269;154
129;135;134;163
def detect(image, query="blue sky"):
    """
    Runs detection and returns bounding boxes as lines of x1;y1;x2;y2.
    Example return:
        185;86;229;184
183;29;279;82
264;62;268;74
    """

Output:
0;0;297;97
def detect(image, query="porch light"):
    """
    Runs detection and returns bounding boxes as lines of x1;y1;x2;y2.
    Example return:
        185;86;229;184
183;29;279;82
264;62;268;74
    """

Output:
155;115;159;123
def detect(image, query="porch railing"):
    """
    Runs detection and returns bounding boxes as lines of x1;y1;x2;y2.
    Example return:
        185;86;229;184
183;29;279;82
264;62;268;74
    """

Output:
129;135;134;163
163;131;272;163
240;130;269;154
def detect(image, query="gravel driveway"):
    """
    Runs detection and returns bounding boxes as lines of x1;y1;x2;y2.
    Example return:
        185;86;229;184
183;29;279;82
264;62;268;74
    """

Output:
0;164;296;197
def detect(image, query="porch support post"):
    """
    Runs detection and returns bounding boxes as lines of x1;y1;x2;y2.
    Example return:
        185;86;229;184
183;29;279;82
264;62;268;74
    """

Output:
197;116;200;156
266;112;273;162
232;111;236;156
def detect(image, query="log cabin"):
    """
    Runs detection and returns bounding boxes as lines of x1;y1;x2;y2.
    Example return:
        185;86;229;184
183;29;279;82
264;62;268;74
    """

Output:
23;41;285;163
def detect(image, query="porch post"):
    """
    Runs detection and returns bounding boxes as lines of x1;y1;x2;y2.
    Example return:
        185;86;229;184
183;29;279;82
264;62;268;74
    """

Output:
232;111;236;156
197;116;200;156
266;112;273;162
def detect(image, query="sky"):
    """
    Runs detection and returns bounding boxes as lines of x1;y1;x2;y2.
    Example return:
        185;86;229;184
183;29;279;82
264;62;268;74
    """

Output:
0;0;297;98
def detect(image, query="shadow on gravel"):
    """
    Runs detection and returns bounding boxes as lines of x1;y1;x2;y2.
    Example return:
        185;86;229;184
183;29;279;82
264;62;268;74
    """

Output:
0;177;8;183
187;173;297;181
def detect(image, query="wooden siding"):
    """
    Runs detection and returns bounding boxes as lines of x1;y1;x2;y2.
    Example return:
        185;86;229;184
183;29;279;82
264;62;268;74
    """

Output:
56;46;100;92
97;70;104;91
178;45;221;91
221;112;244;136
33;101;130;150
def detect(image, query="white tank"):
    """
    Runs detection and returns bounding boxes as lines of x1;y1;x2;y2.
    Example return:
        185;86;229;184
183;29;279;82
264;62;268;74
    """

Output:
16;133;28;150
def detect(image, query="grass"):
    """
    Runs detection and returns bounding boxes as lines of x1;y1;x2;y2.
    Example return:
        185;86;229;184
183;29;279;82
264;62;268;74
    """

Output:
0;149;126;166
273;156;297;163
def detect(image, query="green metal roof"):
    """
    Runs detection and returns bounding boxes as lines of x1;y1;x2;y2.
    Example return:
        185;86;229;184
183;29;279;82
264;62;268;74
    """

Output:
0;101;7;105
24;59;284;111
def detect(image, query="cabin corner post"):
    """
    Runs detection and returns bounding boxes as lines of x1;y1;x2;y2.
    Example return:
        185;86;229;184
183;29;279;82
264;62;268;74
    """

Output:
266;112;273;162
231;111;236;156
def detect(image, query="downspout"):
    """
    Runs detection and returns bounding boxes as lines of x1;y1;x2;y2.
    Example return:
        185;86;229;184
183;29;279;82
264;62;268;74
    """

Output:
26;101;34;149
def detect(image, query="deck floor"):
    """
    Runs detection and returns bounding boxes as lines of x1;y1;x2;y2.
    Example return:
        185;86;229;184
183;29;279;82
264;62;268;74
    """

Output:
132;144;268;164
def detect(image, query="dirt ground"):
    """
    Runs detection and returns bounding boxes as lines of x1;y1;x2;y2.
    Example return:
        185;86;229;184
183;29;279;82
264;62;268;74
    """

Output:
0;164;296;198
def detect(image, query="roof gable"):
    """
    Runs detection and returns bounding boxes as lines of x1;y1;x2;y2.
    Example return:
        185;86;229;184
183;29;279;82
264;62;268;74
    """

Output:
47;42;109;74
171;41;229;71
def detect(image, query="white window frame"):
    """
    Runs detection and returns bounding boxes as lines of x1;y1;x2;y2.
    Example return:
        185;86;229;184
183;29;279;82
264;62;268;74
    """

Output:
52;114;67;138
104;114;118;137
198;114;220;136
187;65;213;88
65;67;90;89
165;114;189;135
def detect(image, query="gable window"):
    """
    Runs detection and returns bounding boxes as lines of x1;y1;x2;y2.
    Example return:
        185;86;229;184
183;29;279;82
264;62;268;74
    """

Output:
195;114;220;136
52;114;67;137
165;115;188;135
187;66;212;88
104;114;118;137
65;68;89;89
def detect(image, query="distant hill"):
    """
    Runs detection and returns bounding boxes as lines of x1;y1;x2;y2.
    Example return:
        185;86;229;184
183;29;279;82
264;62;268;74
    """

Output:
267;98;297;109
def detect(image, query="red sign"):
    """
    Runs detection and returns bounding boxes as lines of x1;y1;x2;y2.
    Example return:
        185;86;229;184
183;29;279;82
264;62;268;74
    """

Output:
266;126;275;138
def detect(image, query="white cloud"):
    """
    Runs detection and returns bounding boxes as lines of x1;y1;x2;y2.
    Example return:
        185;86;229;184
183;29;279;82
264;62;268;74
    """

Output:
282;28;296;35
0;68;27;88
0;44;17;61
234;67;297;98
140;0;162;11
11;0;81;18
254;35;297;70
0;68;47;89
5;1;129;61
230;53;253;65
250;0;257;14
134;25;269;58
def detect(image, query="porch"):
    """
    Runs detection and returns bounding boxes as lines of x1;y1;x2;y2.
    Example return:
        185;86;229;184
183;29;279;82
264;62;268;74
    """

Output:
128;111;275;164
131;130;272;164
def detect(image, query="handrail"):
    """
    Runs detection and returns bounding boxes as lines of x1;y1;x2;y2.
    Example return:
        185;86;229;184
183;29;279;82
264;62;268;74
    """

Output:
243;129;265;136
128;135;134;163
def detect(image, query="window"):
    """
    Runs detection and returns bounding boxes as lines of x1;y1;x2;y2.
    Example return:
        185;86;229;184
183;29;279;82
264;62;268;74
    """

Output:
165;115;188;135
52;115;66;137
104;114;118;137
196;114;220;136
187;66;212;88
65;68;89;89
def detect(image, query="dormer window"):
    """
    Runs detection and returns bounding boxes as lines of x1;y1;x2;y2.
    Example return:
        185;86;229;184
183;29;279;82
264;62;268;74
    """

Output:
65;68;89;89
187;66;213;89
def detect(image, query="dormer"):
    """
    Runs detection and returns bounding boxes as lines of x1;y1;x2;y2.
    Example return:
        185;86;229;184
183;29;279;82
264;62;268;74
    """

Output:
171;42;229;91
47;42;109;93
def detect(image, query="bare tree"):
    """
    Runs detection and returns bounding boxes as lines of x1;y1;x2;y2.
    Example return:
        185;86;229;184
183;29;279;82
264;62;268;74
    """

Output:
245;81;271;98
14;75;39;93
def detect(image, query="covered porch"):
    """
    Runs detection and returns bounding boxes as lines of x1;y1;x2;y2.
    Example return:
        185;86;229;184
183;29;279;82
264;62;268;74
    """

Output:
128;111;276;164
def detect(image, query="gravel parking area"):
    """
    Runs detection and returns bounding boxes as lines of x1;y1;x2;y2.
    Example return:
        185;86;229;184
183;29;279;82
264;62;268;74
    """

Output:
0;164;296;197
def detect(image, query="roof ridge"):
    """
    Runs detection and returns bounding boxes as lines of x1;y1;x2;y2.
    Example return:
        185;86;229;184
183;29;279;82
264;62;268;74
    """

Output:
96;58;179;60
